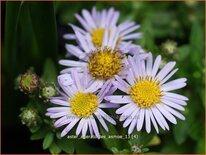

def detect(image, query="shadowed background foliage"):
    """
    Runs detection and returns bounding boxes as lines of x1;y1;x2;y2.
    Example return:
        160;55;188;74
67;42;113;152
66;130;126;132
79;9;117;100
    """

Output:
2;1;205;153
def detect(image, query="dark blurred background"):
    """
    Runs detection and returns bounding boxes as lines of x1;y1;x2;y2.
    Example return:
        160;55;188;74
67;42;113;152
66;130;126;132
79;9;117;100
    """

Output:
2;1;205;153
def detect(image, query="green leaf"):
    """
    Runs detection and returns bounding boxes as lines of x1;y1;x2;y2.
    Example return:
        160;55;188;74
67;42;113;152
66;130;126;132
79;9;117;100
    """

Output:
29;124;41;133
42;58;58;83
49;141;62;154
111;147;119;154
56;131;61;139
30;127;48;140
43;132;54;150
56;138;74;153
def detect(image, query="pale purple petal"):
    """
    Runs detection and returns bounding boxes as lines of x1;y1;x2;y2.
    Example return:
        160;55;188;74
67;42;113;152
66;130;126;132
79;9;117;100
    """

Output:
75;13;91;32
76;118;86;136
128;116;138;134
151;106;169;130
104;95;132;104
163;92;188;101
47;107;70;112
123;108;139;127
50;111;69;119
94;112;109;131
156;62;176;81
82;9;96;29
121;25;140;36
164;105;185;120
136;109;145;131
59;60;87;67
71;69;83;91
145;109;151;133
98;103;119;108
122;33;142;40
97;108;116;125
84;80;103;93
160;68;178;85
117;103;136;115
63;34;76;40
156;104;177;124
147;109;159;133
50;99;70;106
61;118;80;137
65;44;86;59
90;116;100;138
151;55;161;77
161;99;185;111
161;96;187;106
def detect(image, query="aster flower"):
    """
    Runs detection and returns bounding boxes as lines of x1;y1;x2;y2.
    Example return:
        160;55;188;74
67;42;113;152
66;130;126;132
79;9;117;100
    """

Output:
105;52;188;134
64;7;142;48
60;26;145;83
46;70;117;138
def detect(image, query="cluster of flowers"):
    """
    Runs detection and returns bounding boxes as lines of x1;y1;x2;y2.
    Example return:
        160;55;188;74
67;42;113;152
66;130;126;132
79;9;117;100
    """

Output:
46;7;188;138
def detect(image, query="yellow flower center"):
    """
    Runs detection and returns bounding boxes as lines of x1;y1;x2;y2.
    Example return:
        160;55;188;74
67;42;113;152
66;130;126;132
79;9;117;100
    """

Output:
91;28;104;47
70;92;98;118
91;28;120;47
129;80;161;108
88;48;123;80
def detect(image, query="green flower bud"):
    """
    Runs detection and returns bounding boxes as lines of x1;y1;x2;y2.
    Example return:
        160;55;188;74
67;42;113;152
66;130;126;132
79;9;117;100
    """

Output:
161;40;178;55
19;72;40;93
39;83;57;101
19;107;41;128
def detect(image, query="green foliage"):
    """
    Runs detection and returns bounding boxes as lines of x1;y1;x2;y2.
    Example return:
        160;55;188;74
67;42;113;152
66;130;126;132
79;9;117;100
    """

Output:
43;132;54;150
49;142;61;154
42;58;58;83
56;138;74;153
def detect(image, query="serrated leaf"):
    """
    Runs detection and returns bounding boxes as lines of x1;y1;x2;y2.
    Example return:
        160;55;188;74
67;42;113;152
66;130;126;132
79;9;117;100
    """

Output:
49;141;62;154
43;132;54;150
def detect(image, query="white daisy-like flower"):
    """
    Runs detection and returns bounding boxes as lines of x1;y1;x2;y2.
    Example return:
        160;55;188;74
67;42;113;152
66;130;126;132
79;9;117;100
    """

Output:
104;52;188;134
64;7;142;48
46;70;117;138
60;26;145;83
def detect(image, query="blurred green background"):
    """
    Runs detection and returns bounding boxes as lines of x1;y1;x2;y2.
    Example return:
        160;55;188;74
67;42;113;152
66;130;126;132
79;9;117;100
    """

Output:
2;1;205;154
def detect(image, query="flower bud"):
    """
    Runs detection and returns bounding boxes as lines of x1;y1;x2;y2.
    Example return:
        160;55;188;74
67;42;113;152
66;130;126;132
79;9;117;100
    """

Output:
19;72;40;93
161;40;178;55
131;144;149;154
39;83;57;101
19;107;41;128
